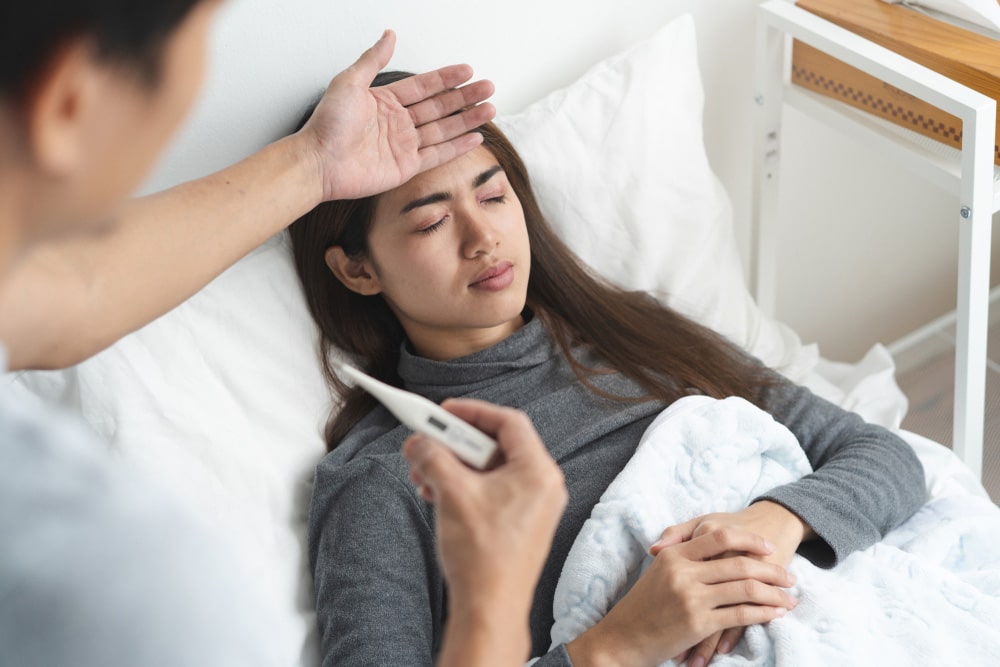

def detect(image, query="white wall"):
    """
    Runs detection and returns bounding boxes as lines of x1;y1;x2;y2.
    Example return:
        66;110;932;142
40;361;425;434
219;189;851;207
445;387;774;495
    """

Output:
774;107;1000;361
143;0;999;362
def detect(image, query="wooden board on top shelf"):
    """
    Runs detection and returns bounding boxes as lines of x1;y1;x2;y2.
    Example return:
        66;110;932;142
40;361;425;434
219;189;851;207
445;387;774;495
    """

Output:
792;0;1000;164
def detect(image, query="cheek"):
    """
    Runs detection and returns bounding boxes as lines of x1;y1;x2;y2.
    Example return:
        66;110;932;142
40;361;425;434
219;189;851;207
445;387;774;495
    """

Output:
131;1;216;167
396;251;454;295
498;196;525;230
84;28;210;206
67;90;159;223
505;203;530;252
157;35;208;132
369;233;452;296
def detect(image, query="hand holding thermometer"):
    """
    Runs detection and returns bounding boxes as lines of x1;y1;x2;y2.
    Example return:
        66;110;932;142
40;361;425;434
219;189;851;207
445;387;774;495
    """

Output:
335;362;500;469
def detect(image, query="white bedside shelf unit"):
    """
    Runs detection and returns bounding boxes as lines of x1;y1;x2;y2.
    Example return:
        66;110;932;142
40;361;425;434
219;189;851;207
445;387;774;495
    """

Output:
752;0;998;479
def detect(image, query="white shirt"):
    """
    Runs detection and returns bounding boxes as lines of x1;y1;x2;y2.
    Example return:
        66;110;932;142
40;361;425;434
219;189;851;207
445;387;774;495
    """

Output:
0;347;279;666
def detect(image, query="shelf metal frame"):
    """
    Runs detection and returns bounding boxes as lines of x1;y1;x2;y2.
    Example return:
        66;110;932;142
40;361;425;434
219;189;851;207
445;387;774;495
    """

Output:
752;0;997;479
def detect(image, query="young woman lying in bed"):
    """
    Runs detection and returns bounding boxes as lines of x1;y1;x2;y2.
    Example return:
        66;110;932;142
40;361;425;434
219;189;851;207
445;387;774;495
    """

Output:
290;71;926;667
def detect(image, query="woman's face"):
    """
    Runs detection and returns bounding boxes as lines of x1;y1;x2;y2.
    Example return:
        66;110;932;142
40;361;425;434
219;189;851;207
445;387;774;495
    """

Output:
334;145;531;360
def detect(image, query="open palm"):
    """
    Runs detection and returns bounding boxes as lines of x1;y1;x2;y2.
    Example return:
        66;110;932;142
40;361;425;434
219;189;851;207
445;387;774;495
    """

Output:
300;30;496;202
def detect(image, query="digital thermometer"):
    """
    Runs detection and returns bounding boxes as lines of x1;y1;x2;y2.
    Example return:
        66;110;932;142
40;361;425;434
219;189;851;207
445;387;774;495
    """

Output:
335;362;499;469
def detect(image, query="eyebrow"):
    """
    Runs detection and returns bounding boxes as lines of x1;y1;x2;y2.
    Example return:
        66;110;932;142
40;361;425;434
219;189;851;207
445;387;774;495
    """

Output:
399;165;505;215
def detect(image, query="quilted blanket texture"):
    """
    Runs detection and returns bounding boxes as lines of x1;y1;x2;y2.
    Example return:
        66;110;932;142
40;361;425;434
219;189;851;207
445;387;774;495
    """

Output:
549;396;1000;665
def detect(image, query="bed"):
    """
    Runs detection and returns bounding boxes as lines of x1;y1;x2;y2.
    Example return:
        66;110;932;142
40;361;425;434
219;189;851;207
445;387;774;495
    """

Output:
7;5;998;666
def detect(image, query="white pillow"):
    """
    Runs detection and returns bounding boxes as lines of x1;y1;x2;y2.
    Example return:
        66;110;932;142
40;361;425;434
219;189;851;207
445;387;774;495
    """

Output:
496;14;808;376
9;13;808;667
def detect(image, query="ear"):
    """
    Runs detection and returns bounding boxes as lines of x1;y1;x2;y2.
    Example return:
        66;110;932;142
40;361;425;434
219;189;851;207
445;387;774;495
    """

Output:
325;246;383;296
25;38;103;175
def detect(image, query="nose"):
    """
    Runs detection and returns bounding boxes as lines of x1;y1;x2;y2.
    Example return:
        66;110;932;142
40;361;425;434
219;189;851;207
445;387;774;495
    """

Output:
460;208;498;259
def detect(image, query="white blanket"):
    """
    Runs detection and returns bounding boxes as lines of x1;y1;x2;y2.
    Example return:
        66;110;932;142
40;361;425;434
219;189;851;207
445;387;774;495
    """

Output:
550;396;1000;665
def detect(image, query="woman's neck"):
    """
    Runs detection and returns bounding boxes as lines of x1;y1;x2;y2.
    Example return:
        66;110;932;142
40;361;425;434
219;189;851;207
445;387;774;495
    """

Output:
406;314;527;361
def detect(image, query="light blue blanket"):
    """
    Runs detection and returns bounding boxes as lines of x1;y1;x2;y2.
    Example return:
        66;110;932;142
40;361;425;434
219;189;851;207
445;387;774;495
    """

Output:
550;396;1000;665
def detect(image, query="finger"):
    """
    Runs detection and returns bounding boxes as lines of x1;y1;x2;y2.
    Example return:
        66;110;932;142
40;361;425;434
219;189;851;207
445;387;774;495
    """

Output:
415;101;495;147
649;517;699;556
717;626;744;655
341;29;396;85
406;453;436;502
700;555;795;588
712;603;788;630
681;528;776;562
414;103;497;171
708;579;798;612
416;132;486;175
407;466;434;498
401;434;471;501
686;631;722;667
387;64;477;107
406;79;496;128
672;648;691;664
413;482;434;503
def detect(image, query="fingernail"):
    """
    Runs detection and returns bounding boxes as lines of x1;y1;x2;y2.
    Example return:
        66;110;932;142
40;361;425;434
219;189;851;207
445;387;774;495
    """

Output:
789;596;799;608
718;640;732;654
763;540;776;553
689;656;706;667
787;572;797;585
775;607;787;617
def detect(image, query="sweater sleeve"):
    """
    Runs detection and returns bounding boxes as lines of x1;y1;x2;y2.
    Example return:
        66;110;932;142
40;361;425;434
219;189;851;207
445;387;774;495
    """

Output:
309;455;445;667
755;371;927;567
531;644;575;665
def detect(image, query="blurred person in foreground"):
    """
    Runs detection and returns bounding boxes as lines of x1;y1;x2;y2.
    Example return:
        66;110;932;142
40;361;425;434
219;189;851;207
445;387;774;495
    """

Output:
0;1;566;664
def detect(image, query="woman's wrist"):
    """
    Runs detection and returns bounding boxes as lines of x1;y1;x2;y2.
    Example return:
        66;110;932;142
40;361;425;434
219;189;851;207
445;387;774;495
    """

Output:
566;622;641;667
566;630;609;667
751;499;815;544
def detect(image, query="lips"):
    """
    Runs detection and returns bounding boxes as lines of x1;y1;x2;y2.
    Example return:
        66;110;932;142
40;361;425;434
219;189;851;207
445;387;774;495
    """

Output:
470;262;514;291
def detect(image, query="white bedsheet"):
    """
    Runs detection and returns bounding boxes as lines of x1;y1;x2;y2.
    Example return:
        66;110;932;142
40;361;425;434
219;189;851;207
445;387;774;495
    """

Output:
549;395;1000;665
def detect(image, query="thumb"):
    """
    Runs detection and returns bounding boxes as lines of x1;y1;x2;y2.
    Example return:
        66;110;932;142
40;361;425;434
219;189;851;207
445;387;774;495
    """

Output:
346;29;396;83
402;434;471;501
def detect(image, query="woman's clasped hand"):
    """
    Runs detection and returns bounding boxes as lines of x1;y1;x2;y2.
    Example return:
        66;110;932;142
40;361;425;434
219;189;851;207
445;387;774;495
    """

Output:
566;526;797;667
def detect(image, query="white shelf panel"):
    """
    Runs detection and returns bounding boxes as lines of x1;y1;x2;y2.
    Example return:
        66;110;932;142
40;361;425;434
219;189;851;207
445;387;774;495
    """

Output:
784;85;1000;212
756;0;996;479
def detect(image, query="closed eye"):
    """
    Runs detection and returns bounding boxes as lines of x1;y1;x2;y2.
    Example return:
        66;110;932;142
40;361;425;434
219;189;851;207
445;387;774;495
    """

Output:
483;195;507;205
418;218;447;235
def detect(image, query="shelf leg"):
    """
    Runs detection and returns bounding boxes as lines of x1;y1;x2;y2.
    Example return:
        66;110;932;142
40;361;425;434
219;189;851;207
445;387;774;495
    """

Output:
751;10;786;319
953;99;995;481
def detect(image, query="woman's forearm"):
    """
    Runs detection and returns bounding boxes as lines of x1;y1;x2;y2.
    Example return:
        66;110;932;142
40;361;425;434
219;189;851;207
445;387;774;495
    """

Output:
758;373;926;566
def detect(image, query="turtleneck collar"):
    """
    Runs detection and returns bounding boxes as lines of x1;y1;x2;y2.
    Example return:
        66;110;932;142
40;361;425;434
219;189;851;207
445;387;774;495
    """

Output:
397;316;560;403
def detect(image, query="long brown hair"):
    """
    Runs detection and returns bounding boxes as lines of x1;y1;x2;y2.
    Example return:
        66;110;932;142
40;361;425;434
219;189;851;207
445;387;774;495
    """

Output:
289;72;773;452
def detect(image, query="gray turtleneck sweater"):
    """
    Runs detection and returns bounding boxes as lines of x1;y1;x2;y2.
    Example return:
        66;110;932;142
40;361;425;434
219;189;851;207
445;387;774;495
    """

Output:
308;318;926;666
